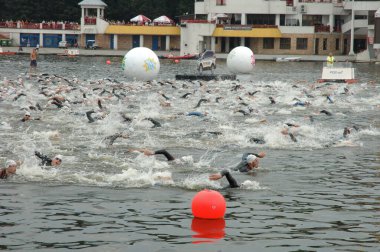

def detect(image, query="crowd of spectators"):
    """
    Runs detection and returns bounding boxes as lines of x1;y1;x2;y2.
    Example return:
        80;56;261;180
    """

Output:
0;20;80;30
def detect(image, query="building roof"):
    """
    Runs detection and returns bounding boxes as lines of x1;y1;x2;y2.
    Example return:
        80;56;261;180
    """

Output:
105;25;180;36
78;0;107;7
212;27;282;38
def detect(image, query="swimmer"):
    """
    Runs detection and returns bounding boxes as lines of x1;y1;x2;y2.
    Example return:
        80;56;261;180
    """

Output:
35;151;62;166
86;110;107;123
186;111;208;117
0;160;19;179
249;137;266;144
293;101;311;107
21;111;40;122
181;92;192;99
320;110;332;116
233;152;266;172
269;96;276;104
144;118;162;128
194;98;209;108
326;95;334;104
128;148;175;161
104;132;129;146
281;123;300;142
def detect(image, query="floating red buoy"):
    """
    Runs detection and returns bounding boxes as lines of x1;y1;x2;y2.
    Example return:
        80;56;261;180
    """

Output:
191;189;226;219
106;59;111;65
174;59;180;64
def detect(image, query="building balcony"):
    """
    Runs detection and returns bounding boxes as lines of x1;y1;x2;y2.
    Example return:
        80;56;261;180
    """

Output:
0;21;80;30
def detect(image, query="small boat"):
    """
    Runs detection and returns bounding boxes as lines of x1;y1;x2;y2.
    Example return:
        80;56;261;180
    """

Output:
159;54;198;60
275;57;301;62
317;62;357;84
0;48;17;55
58;49;79;57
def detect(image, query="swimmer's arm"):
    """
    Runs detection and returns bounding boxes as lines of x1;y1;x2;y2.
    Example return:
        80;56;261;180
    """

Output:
154;149;175;161
34;151;52;164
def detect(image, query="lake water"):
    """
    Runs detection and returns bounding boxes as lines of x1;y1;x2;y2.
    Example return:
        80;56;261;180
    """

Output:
1;55;379;251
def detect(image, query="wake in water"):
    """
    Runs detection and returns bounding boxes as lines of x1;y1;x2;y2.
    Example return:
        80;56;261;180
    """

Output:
0;72;379;189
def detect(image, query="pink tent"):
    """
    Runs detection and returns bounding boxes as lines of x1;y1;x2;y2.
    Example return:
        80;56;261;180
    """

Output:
153;15;173;24
130;15;151;23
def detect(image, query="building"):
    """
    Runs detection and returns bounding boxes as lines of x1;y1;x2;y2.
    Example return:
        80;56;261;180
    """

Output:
1;0;379;60
180;0;380;59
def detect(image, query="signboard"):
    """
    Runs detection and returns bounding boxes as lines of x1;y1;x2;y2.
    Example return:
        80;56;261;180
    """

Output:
321;67;355;80
223;25;252;31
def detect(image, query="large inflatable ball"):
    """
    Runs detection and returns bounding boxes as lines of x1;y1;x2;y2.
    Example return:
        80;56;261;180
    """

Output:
122;47;160;81
227;46;255;74
191;189;226;219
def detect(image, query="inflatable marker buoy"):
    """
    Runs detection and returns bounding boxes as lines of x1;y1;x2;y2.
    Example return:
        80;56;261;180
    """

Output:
191;189;226;219
106;59;111;65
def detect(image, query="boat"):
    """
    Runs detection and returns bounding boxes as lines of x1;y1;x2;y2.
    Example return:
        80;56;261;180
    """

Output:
275;57;301;62
57;49;79;57
0;48;17;55
159;54;198;60
317;62;357;84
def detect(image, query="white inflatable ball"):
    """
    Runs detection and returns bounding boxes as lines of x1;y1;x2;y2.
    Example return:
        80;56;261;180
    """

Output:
227;46;255;74
122;47;160;81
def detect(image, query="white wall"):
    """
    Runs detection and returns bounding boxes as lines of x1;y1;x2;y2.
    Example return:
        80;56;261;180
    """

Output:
180;23;215;55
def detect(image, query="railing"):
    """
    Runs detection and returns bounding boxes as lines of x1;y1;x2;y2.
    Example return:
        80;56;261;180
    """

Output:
181;19;214;24
64;23;80;30
315;24;330;32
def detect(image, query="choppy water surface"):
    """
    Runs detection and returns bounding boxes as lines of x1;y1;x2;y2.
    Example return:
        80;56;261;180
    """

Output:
1;55;379;251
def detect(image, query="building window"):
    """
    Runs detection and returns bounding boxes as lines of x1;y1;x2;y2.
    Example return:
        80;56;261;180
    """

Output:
335;38;340;50
280;38;291;49
263;38;274;49
247;14;276;25
323;38;327;50
216;0;226;5
296;38;308;50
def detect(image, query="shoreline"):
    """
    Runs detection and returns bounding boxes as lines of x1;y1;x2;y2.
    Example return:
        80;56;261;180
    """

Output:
0;46;367;62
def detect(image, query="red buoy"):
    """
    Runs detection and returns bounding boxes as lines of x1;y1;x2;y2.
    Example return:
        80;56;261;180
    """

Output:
106;59;111;65
191;189;226;219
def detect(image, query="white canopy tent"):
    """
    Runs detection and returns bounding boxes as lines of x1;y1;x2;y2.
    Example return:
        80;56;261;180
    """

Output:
153;15;173;24
130;14;151;23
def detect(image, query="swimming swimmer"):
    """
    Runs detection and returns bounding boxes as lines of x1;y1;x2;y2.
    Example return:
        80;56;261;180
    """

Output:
34;151;62;166
186;111;208;117
269;96;276;104
194;98;209;108
320;110;332;116
128;149;175;161
0;160;19;179
233;152;266;172
104;133;129;146
144;118;162;128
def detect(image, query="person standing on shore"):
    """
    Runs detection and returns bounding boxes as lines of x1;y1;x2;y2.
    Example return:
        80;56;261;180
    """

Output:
29;48;38;77
326;52;335;67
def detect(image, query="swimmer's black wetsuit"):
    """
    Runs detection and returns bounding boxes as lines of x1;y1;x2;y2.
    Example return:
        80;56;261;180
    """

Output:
220;170;240;188
154;149;175;161
35;151;53;166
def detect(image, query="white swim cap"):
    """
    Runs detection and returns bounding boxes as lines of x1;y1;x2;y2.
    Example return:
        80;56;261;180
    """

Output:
5;160;17;167
24;111;31;116
54;155;63;161
246;154;257;163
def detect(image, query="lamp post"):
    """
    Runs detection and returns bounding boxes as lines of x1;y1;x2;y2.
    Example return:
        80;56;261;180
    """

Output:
349;0;355;55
